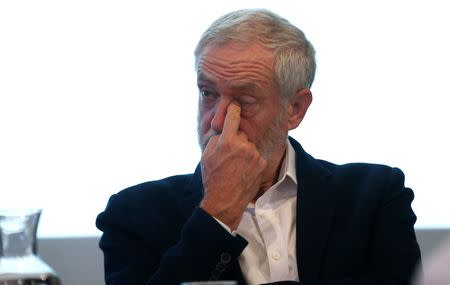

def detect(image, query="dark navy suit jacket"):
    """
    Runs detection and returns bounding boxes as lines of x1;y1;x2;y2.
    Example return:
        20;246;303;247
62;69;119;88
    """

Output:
96;138;421;285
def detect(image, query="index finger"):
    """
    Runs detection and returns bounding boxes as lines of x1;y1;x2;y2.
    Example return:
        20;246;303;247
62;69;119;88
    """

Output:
221;102;241;138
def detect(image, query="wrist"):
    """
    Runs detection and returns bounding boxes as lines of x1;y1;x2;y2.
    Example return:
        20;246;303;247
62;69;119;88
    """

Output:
200;201;243;231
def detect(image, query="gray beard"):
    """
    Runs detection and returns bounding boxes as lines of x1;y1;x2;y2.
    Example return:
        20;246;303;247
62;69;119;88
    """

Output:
197;112;286;161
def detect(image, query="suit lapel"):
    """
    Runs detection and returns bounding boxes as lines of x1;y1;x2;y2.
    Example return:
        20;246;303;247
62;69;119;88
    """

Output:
289;138;337;282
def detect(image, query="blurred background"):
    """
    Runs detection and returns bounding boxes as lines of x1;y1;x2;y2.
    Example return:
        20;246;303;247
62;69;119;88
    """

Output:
1;1;449;284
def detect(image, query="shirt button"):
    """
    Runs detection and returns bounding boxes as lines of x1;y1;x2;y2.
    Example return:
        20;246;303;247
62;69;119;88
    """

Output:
272;252;280;260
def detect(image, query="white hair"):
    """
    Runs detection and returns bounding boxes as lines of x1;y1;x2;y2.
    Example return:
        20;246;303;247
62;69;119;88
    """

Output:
194;9;316;99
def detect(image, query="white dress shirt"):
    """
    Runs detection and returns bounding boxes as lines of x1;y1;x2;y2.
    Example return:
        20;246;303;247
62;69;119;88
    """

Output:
236;141;299;284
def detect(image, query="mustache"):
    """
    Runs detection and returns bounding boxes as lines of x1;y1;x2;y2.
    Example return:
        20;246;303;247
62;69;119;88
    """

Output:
198;128;219;152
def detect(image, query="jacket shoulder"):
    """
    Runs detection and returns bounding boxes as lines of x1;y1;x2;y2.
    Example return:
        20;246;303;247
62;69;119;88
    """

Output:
317;159;404;181
116;173;196;201
96;172;201;242
316;159;410;209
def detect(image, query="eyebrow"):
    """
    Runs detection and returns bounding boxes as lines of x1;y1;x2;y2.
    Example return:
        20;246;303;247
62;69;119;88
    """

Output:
197;73;215;86
197;73;259;90
197;72;262;93
228;81;259;92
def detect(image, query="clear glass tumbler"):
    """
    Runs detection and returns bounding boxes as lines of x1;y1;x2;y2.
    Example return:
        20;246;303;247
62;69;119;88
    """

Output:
0;209;61;285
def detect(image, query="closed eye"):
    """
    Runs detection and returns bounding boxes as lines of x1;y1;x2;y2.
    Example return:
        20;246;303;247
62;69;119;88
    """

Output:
238;96;257;106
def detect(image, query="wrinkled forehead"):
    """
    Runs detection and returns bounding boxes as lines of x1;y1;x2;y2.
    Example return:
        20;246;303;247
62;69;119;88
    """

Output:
196;42;276;85
195;40;274;69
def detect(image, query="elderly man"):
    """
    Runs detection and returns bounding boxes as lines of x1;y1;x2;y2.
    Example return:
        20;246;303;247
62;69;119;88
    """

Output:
96;9;421;285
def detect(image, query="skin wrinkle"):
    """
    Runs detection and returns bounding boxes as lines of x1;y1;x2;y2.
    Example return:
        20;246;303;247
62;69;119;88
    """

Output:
227;81;258;91
197;43;290;194
196;31;314;229
197;46;275;84
197;72;272;102
197;74;267;116
198;63;274;85
198;75;264;101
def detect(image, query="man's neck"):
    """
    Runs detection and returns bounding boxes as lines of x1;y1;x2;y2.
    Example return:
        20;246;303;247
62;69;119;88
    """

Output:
252;143;287;202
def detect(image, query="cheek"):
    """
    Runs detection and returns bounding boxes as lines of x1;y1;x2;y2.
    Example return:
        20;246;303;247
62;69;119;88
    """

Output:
240;101;262;117
238;120;258;141
198;106;213;131
242;113;281;142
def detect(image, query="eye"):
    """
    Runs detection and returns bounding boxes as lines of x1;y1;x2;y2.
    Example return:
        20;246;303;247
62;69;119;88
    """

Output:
200;89;212;97
238;97;259;117
198;88;218;106
240;101;252;107
238;96;257;107
199;87;219;100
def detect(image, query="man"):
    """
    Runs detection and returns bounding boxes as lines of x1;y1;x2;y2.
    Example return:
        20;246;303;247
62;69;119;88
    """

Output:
96;9;421;285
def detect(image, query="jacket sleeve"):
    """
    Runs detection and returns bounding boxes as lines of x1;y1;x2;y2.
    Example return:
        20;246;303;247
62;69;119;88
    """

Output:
362;167;421;284
96;194;248;285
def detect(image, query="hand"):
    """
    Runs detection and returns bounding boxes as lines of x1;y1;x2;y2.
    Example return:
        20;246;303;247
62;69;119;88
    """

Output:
200;103;267;230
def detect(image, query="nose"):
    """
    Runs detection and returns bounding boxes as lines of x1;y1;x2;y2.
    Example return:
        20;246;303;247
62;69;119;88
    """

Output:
210;98;229;133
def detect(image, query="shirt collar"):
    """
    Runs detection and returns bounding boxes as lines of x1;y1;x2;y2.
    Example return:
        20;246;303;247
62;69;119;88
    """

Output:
277;139;298;186
249;140;298;209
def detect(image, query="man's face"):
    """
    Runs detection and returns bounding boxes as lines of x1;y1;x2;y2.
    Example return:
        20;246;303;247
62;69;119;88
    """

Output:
196;42;289;161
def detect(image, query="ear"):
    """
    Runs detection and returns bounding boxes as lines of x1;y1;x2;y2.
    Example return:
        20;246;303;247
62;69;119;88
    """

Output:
286;88;312;130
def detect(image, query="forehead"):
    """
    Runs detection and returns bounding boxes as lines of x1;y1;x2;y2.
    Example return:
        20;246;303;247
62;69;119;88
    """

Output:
196;42;276;88
197;72;260;91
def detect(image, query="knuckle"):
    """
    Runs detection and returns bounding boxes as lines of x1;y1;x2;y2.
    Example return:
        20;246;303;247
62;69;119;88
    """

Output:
218;138;232;151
